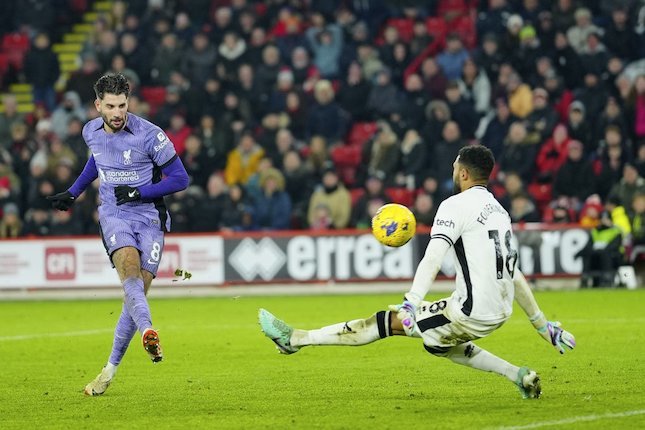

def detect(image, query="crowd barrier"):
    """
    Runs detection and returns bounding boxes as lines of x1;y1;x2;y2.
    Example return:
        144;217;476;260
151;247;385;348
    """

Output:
0;224;589;290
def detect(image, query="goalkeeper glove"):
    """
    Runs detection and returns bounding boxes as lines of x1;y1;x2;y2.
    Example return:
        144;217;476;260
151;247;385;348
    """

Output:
114;185;141;205
531;312;576;354
46;191;76;211
388;293;422;336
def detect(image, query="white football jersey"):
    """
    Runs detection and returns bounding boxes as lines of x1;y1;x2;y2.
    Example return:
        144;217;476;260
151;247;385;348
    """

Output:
431;185;517;322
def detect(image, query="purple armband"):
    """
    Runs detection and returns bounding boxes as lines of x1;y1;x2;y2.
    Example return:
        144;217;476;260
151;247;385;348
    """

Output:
138;156;189;199
68;156;98;198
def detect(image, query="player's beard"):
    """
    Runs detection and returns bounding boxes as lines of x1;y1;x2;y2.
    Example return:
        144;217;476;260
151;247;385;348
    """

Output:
102;112;126;132
452;175;461;195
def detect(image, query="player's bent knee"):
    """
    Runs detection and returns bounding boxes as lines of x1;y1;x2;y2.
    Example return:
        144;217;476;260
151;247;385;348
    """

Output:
423;344;451;357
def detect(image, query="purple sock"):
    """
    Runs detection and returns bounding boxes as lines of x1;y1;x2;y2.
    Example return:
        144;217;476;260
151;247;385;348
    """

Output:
108;303;137;366
123;277;152;333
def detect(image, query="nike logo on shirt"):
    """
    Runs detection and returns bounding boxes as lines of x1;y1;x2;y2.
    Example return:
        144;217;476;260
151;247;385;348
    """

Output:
128;191;137;198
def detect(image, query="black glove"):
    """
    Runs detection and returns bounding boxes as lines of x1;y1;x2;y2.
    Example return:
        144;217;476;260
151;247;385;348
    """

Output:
46;191;76;211
114;185;141;205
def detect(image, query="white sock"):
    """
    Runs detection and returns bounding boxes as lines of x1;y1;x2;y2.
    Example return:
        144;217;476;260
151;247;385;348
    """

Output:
291;311;391;347
443;343;519;382
105;362;118;378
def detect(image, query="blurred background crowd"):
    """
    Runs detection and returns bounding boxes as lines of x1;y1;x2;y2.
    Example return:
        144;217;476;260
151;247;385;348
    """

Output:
2;0;645;251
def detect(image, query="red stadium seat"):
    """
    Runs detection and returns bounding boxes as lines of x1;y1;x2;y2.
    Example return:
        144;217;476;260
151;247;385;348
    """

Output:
331;145;362;187
0;53;9;76
426;17;448;42
385;18;415;43
527;182;553;213
385;187;415;207
140;86;167;107
347;122;378;147
2;33;30;53
437;0;468;18
350;188;365;206
451;15;477;49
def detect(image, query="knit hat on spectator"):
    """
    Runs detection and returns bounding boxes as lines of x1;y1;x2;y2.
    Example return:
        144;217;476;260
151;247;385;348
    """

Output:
3;202;18;216
507;14;524;30
569;101;586;115
519;25;537;41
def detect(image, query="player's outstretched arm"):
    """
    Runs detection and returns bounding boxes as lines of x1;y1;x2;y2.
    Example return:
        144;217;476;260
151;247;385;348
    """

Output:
513;270;576;354
389;237;451;335
47;155;98;210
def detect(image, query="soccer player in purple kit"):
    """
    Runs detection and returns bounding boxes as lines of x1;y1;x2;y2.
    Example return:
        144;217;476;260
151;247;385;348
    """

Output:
47;73;189;396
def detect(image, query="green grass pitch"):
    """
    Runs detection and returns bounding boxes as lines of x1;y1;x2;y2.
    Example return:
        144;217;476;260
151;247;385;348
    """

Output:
1;289;644;429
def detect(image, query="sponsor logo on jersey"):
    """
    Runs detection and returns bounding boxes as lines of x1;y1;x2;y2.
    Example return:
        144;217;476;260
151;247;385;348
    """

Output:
156;131;166;142
123;149;132;165
435;218;455;228
102;170;140;183
110;234;116;246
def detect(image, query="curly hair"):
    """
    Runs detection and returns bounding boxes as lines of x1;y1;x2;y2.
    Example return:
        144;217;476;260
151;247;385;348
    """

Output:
93;73;130;100
458;145;495;182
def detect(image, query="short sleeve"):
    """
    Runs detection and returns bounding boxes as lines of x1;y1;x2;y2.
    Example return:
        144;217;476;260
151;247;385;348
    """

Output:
429;198;463;247
147;128;177;167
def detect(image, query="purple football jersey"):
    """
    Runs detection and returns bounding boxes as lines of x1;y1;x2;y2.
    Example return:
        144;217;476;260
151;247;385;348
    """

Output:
82;113;177;231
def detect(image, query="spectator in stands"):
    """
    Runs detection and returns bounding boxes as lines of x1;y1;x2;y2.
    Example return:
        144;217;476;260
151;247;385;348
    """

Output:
195;114;231;173
24;32;60;112
252;167;292;230
165;113;192;156
513;26;547;79
553;140;596;205
337;61;373;122
497;171;526;211
506;72;533;119
575;72;609;127
392;74;429;133
150;33;184;87
577;210;624;287
566;101;593;153
245;27;269;68
474;33;504;84
553;31;583;89
604;6;638;62
220;184;254;232
607;163;645;217
626;74;645;145
191;173;227;232
65;54;103;105
437;33;469;81
285;91;308;140
499;122;539;184
433;121;466;197
246;158;274;201
457;58;492;117
480;97;517;159
306;12;343;78
410;18;433;57
0;202;22;238
173;11;195;46
304;135;330;181
51;92;86;141
579;195;603;228
580;32;609;78
358;120;400;186
356;43;385;83
567;8;601;54
117;32;149;86
272;7;306;60
421;100;451;158
307;165;351;229
596;129;631;199
412;192;436;228
595;96;627;145
220;91;254;137
268;128;298;170
552;0;576;32
290;46;318;89
445;81;478;139
181;134;214;190
216;32;248;83
630;193;645;246
500;14;523;58
536;123;572;183
420;56;448;101
49;209;83;236
224;131;265;186
396;128;427;189
524;87;558;143
181;33;216;88
510;192;541;223
366;68;401;120
109;53;141;88
351;172;389;228
268;68;295;113
283;150;315;228
306;79;347;142
477;0;512;37
636;144;645;178
22;208;51;237
0;95;25;149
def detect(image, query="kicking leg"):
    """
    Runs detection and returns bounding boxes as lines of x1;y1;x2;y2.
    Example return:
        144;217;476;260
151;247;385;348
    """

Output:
428;342;540;399
259;309;407;354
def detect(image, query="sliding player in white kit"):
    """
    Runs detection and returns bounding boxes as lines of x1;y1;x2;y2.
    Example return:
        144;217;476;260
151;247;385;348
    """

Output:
260;145;575;399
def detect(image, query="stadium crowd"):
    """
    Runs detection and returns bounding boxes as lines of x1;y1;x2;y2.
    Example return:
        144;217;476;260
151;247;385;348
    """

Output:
2;0;645;253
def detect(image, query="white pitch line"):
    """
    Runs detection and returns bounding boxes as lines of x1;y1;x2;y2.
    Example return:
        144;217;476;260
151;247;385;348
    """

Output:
0;328;113;341
497;409;645;430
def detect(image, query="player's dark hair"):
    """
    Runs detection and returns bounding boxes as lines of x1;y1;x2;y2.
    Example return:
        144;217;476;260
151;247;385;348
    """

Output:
458;145;495;182
93;73;130;100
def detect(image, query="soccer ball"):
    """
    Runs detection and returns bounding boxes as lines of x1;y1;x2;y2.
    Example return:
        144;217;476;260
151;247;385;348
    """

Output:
371;203;416;247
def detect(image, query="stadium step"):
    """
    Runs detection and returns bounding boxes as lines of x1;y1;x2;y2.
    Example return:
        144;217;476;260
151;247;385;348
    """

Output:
73;23;93;34
63;33;88;43
60;62;80;73
52;43;83;54
0;103;34;114
94;1;113;12
83;12;99;23
1;93;33;103
9;83;32;93
58;52;80;62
